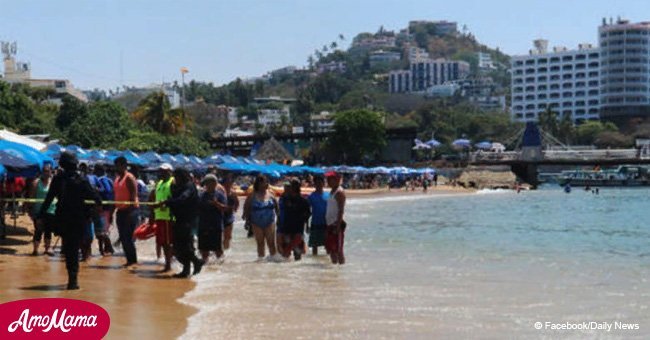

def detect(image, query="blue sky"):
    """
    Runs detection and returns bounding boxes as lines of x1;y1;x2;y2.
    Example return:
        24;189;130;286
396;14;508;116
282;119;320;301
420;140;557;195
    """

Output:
0;0;646;90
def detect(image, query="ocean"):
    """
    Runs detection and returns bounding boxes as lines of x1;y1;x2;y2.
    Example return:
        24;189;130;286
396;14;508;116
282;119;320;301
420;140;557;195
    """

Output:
178;188;650;339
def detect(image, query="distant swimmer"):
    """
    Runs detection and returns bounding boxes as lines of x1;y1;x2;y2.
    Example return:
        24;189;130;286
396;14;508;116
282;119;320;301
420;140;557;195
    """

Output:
325;171;347;265
564;184;572;193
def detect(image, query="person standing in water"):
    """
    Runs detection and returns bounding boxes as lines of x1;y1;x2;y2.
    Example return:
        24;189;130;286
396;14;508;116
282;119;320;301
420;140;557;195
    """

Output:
39;152;102;290
221;173;239;251
93;164;115;256
149;163;175;272
198;174;227;263
279;179;311;260
243;175;279;261
28;164;56;256
307;175;328;255
160;168;203;278
325;171;347;265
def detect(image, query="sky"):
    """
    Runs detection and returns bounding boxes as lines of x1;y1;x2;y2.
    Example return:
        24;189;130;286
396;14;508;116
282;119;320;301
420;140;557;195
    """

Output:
0;0;648;90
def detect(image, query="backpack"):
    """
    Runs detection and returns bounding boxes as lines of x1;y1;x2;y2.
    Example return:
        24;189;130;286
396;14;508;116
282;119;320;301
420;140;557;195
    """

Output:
97;176;114;201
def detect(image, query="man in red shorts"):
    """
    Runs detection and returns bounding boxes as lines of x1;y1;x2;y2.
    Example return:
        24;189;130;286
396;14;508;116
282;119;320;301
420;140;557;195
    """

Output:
324;171;346;265
150;163;175;272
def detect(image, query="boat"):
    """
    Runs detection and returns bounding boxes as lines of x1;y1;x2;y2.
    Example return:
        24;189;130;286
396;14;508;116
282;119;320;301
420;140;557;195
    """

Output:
558;165;650;187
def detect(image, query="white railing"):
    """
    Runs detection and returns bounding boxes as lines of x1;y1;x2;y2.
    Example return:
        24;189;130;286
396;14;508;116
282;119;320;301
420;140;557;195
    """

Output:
471;149;641;163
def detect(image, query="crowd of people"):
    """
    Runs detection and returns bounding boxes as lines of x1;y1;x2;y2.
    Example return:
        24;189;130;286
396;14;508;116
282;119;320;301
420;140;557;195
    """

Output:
4;151;347;290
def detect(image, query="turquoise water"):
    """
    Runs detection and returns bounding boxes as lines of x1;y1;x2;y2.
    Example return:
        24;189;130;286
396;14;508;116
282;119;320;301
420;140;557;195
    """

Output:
180;188;650;338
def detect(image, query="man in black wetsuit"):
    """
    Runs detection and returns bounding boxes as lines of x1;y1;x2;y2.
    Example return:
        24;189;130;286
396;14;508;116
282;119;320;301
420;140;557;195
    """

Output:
39;152;102;290
159;168;203;278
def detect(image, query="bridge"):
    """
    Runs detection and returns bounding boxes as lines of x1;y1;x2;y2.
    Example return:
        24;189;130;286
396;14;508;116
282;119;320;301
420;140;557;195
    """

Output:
469;123;650;188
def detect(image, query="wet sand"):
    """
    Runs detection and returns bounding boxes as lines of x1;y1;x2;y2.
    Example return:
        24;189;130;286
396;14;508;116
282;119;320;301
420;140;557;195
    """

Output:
0;216;195;340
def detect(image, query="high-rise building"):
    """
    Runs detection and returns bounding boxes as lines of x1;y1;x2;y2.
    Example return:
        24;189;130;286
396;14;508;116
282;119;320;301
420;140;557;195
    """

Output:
510;40;601;123
599;18;650;120
389;59;470;93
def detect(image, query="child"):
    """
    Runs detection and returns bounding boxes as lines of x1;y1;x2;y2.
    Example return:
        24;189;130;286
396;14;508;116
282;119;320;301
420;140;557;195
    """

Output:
198;174;227;263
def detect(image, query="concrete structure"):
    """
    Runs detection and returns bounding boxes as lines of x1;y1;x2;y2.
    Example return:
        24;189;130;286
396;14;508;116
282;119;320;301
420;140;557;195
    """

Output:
510;40;600;122
469;95;507;111
408;20;458;35
310;111;335;132
407;46;430;61
477;52;495;70
258;108;290;126
226;106;238;125
317;61;347;74
599;18;650;120
369;50;401;67
425;83;460;97
351;35;396;50
389;58;470;93
1;41;87;102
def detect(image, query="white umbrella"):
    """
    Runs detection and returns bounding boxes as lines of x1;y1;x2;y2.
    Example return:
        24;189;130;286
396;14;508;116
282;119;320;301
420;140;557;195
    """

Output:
0;129;47;151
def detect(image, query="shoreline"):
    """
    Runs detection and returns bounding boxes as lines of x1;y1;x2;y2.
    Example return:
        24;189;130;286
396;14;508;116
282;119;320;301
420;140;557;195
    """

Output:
0;187;474;339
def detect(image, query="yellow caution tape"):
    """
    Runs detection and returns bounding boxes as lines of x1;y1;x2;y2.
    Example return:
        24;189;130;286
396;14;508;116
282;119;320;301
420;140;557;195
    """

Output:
1;197;157;206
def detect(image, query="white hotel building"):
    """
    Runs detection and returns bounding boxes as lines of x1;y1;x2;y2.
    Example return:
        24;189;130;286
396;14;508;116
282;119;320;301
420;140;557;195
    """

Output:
511;39;601;123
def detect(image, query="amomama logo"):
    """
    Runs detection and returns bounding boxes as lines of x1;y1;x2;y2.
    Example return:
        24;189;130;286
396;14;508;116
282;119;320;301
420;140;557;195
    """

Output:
0;298;110;339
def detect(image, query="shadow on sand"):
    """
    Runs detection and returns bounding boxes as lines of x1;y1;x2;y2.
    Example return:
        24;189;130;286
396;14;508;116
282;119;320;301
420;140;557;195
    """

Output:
20;284;67;292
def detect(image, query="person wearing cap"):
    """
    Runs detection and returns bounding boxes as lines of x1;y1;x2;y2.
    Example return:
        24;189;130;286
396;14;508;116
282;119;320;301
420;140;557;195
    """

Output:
324;171;347;265
113;156;139;268
39;151;102;290
149;163;175;272
198;174;227;263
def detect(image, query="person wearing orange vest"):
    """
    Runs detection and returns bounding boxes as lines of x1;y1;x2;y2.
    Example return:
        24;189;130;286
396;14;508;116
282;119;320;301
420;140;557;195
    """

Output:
113;156;139;268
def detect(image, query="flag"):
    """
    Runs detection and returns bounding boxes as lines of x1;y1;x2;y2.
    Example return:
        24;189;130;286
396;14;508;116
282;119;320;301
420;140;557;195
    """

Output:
180;67;189;74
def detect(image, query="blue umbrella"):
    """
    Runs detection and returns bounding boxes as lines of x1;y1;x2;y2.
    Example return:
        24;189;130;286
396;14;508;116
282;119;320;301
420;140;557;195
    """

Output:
425;139;441;147
0;164;5;177
475;141;492;150
0;140;53;177
119;150;148;167
65;145;88;158
452;139;472;148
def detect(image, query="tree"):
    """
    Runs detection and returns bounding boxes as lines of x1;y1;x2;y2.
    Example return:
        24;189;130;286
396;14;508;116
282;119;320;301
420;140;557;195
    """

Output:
575;121;618;145
537;107;559;138
328;109;386;163
132;91;190;135
557;113;575;145
55;95;87;131
66;101;133;148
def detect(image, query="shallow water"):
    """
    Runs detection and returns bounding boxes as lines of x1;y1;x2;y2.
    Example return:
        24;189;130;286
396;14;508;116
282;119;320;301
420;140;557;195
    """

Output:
179;188;650;339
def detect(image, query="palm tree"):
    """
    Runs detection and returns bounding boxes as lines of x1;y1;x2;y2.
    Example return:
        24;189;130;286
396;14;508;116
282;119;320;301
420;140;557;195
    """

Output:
338;33;345;41
330;41;338;50
132;91;190;135
307;55;315;69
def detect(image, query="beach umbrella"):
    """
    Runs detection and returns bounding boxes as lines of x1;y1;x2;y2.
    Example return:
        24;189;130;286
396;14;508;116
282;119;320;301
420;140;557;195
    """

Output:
0;129;47;151
119;150;148;167
452;139;472;148
0;164;6;177
0;140;53;177
174;154;191;165
65;145;88;158
140;151;164;164
44;144;65;159
203;153;225;165
413;143;431;150
425;139;441;147
475;141;493;150
491;142;506;152
160;153;178;165
369;166;390;174
189;156;205;165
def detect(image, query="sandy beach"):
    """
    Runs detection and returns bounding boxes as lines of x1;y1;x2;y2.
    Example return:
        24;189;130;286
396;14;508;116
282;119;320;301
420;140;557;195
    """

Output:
0;216;195;340
0;186;473;339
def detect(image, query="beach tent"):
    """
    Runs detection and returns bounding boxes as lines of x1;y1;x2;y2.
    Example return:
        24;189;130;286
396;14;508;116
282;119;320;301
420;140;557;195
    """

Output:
369;166;390;174
0;129;47;151
475;141;493;150
65;145;89;158
119;150;148;167
413;143;431;150
0;164;6;177
203;154;225;165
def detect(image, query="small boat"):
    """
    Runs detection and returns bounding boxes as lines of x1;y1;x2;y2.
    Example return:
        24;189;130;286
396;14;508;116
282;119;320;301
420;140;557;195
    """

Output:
558;165;650;187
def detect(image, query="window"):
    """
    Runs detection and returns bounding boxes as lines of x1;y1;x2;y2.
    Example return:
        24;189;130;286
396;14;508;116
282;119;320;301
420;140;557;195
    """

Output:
537;76;547;82
551;66;560;72
562;64;573;71
563;101;572;107
562;55;573;62
562;92;573;98
550;57;560;63
575;91;585;97
538;94;547;100
562;83;572;89
538;67;548;73
538;85;547;91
